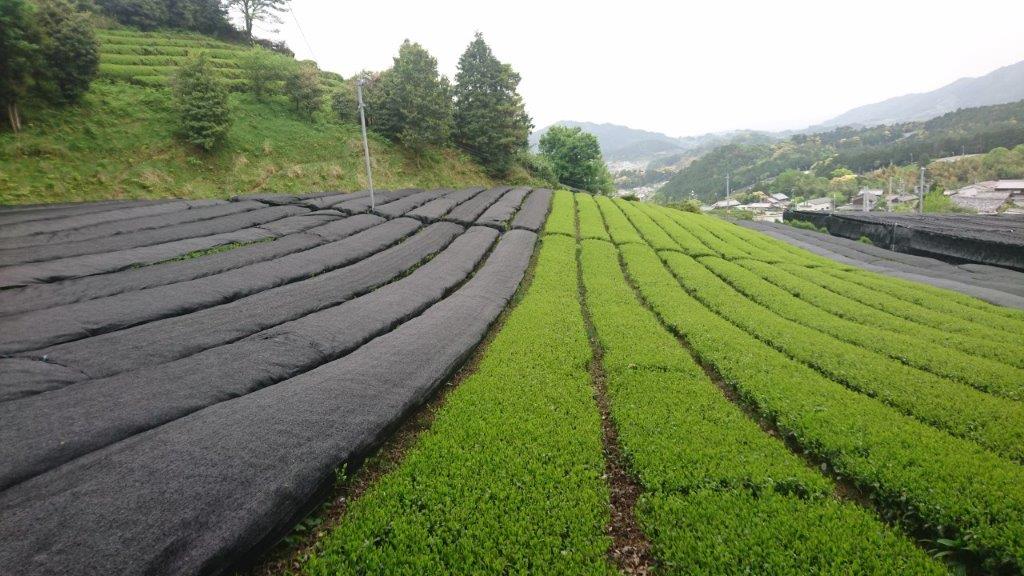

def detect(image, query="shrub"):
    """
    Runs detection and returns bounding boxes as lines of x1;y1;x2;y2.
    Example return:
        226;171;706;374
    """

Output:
670;199;701;212
172;54;231;150
283;62;323;119
517;151;557;187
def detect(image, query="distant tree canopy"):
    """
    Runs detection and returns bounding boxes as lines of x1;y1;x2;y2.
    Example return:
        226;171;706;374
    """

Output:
97;0;235;35
0;0;98;130
373;40;453;154
452;33;532;177
538;125;614;194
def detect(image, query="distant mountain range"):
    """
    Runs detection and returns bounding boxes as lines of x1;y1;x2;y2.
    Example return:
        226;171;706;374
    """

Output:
813;59;1024;129
532;59;1024;193
528;121;774;166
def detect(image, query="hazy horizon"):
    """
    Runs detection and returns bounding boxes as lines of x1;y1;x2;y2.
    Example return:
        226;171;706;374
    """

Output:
265;0;1024;138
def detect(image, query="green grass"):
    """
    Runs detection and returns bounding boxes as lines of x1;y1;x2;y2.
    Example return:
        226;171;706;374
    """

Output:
0;82;508;205
301;230;612;575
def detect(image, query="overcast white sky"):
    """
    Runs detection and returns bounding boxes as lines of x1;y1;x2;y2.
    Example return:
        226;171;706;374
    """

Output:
260;0;1024;138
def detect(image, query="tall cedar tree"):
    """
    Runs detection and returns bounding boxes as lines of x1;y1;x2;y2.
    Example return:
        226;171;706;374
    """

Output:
453;33;531;177
35;0;99;104
377;41;452;153
0;0;39;131
172;54;231;150
538;125;614;194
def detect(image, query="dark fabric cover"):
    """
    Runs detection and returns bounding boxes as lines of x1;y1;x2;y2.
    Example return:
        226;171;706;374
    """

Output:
301;190;370;210
23;221;459;380
0;227;498;490
475;187;530;229
0;205;307;266
332;189;421;214
0;200;220;239
0;229;535;576
406;187;486;221
443;187;510;224
372;189;447;218
0;201;263;250
0;214;373;316
0;227;275;287
0;200;175;225
3;218;425;356
511;188;553;232
0;358;87;403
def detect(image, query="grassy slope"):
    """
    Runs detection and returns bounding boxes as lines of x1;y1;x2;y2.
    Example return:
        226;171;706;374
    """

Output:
0;81;514;204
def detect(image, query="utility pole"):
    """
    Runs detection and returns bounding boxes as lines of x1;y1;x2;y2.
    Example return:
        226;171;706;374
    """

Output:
357;77;375;210
917;166;926;214
888;175;893;212
725;174;730;199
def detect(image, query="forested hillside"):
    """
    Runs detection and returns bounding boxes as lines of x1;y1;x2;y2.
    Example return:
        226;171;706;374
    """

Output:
0;1;551;204
658;100;1024;203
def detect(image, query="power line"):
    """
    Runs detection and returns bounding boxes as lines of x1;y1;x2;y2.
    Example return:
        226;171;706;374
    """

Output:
288;5;317;61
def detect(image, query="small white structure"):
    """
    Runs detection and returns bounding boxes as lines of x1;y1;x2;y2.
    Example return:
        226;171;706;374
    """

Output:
769;193;789;202
710;198;740;209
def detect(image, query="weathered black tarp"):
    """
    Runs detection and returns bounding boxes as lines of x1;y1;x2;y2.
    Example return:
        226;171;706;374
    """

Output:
511;188;553;232
0;214;375;317
0;229;536;576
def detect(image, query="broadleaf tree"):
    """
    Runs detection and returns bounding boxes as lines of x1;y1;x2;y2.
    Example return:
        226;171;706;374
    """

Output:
538;125;614;194
35;0;99;104
0;0;39;131
284;61;323;118
453;33;532;177
375;40;452;154
226;0;289;41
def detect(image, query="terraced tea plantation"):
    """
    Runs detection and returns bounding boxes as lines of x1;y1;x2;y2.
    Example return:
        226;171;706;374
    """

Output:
96;28;344;90
1;190;1022;575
